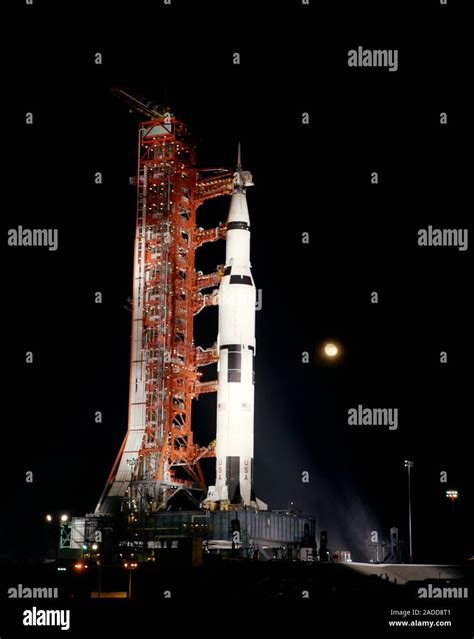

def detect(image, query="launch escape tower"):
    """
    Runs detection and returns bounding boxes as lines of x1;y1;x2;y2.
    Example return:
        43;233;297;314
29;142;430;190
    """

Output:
96;90;234;514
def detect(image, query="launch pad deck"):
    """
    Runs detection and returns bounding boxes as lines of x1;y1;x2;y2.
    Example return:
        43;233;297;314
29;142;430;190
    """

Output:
68;510;316;562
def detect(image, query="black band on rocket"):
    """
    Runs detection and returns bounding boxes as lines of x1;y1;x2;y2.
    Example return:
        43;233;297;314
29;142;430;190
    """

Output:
230;275;253;285
220;344;254;352
227;221;249;231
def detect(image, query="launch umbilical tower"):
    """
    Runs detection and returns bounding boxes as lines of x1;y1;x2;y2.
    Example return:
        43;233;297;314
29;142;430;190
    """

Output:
96;91;234;514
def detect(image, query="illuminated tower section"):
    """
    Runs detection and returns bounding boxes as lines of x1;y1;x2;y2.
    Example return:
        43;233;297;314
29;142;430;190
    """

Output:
96;108;233;514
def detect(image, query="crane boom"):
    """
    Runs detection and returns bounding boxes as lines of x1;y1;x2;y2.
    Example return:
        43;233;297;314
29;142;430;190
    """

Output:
110;87;170;120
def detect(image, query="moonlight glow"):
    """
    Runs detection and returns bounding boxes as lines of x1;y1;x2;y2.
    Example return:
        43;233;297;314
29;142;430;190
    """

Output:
324;343;338;358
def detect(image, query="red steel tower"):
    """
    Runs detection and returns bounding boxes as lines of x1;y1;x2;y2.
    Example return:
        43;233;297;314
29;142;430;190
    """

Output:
96;91;233;514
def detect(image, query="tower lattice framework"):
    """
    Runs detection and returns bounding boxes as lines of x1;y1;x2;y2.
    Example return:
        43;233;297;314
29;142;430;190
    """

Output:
96;111;233;513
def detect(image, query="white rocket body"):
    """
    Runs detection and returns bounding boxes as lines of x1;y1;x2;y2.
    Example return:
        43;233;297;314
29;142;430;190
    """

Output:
207;158;257;507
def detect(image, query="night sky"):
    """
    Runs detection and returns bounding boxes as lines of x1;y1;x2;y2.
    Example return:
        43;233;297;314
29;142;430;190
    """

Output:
4;0;470;564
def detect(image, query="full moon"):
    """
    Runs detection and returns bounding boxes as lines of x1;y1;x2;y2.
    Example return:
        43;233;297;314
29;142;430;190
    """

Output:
324;343;338;357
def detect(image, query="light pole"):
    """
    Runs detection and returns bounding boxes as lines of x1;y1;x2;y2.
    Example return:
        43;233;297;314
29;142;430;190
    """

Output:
446;489;459;519
124;561;138;598
446;489;458;509
45;513;69;562
89;543;102;598
404;460;414;563
446;489;459;562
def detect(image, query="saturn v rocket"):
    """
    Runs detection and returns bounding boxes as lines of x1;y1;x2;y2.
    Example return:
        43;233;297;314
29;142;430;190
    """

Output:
206;149;265;510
